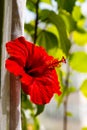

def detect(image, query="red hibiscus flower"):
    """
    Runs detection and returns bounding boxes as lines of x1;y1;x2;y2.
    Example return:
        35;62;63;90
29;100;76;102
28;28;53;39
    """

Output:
5;36;66;105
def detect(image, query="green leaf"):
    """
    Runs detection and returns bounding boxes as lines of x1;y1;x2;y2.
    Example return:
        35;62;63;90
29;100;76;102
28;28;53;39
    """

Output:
69;52;87;73
80;79;87;98
21;109;27;130
40;0;51;4
72;6;81;22
39;10;71;55
59;10;76;32
39;9;51;21
35;105;45;116
55;86;66;107
33;117;40;130
21;92;34;110
78;0;85;2
48;11;71;56
82;127;87;130
37;30;58;55
73;31;87;46
66;112;73;117
55;71;67;107
26;0;36;12
67;86;77;95
55;0;76;13
24;23;34;34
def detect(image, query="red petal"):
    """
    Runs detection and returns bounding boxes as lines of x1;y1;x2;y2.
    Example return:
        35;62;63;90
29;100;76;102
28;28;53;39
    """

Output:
26;44;53;69
6;36;28;67
5;59;24;76
26;70;62;105
21;73;33;94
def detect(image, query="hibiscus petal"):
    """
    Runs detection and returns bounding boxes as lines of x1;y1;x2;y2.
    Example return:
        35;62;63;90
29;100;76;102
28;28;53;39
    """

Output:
26;43;53;69
28;70;61;105
21;73;34;95
6;36;28;67
30;80;54;105
5;58;24;76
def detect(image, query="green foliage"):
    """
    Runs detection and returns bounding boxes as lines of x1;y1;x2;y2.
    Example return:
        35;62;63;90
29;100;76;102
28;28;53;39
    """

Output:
25;23;34;34
21;91;34;110
69;52;87;73
37;30;58;55
48;11;71;56
39;10;71;55
67;86;77;95
55;70;67;107
82;127;87;130
66;111;73;117
55;0;76;13
24;0;87;129
40;0;51;4
35;105;45;116
73;31;87;46
80;79;87;98
59;10;76;32
21;109;27;130
72;6;81;22
26;0;36;12
21;92;43;130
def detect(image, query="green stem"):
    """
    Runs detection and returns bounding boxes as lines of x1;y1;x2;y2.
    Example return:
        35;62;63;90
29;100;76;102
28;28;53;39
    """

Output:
34;0;40;44
63;63;70;130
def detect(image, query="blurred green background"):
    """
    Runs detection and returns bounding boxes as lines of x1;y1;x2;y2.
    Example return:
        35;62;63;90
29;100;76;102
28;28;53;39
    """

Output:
21;0;87;130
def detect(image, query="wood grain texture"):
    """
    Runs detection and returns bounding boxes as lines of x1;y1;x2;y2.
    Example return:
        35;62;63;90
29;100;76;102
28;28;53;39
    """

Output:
10;0;26;130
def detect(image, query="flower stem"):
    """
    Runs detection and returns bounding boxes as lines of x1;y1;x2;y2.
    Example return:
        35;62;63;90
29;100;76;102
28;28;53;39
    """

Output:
34;0;40;44
63;63;70;130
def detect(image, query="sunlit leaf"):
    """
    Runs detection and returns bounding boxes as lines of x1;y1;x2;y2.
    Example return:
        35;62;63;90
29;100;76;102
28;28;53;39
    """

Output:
26;0;36;12
82;127;87;130
67;86;77;95
73;31;87;46
78;0;85;2
59;10;76;32
47;25;58;38
69;52;87;72
55;86;67;107
35;105;45;116
48;11;71;56
40;0;51;4
66;112;73;117
77;19;86;31
55;71;67;107
33;117;40;130
80;79;87;98
39;10;71;55
25;23;34;34
72;6;81;21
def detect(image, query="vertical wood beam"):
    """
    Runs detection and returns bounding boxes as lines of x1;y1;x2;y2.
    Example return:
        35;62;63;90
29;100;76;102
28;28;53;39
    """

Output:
10;0;26;130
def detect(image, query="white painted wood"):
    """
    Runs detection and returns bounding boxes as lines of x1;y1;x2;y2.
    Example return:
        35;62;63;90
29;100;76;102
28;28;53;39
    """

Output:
0;0;26;130
0;0;12;130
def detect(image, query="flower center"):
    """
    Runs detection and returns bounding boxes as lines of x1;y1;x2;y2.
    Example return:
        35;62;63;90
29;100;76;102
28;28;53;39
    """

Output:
47;56;66;69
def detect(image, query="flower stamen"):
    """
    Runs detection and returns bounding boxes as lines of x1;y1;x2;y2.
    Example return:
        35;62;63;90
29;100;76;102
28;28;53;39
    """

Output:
47;56;66;69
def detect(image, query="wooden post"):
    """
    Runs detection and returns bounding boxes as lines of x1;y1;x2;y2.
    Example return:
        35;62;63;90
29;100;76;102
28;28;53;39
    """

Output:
10;0;26;130
0;0;12;129
0;0;26;130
